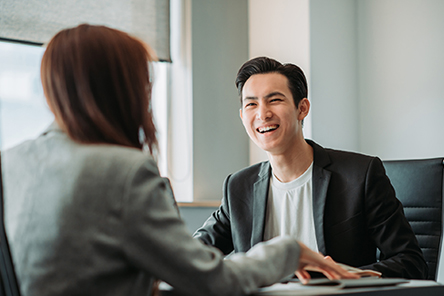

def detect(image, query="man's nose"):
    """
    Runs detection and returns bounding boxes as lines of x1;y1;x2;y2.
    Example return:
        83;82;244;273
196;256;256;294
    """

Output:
256;104;272;121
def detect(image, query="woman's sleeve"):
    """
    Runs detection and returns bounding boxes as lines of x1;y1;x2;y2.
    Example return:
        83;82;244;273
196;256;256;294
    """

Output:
121;159;301;296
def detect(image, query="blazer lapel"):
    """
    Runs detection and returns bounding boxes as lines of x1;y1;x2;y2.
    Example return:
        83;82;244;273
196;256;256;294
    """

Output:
308;140;331;255
250;162;271;247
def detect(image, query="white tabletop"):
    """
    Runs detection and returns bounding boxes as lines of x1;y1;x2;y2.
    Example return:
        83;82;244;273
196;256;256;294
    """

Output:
253;279;441;296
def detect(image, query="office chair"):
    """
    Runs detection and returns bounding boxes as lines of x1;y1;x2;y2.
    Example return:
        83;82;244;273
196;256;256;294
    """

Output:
0;156;21;296
383;158;444;281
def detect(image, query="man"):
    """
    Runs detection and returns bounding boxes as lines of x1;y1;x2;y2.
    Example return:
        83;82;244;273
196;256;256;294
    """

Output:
194;56;428;279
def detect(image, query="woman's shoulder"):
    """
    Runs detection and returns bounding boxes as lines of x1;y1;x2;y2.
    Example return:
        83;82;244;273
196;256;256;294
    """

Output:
3;132;161;187
78;144;159;177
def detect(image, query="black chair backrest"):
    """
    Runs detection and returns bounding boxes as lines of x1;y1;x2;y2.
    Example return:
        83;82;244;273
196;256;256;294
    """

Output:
383;158;444;280
0;155;21;296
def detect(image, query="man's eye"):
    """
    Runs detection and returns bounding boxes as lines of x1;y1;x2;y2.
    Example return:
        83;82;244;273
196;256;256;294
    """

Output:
270;98;282;102
245;102;256;108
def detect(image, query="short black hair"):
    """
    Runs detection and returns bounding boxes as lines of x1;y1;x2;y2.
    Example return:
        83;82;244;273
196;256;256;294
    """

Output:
235;56;308;108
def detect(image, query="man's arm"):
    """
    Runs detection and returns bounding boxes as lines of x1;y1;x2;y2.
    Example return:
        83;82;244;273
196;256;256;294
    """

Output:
193;174;235;255
359;157;428;279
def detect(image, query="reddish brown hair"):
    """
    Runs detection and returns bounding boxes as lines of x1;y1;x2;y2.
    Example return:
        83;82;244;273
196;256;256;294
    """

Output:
41;24;157;154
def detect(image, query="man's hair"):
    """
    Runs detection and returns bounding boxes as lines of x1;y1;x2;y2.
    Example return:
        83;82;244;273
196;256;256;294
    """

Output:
235;56;308;108
41;24;157;154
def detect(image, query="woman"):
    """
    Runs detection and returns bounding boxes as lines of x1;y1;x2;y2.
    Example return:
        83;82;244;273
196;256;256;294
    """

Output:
2;24;355;296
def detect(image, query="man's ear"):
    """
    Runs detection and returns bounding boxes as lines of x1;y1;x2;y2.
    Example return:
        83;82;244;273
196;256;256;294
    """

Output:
297;98;310;120
239;108;243;120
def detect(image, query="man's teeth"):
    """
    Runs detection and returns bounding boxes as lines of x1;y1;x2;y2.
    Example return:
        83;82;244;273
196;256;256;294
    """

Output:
258;125;278;133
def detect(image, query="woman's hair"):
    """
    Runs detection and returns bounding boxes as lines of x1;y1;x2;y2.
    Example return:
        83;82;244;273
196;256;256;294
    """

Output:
41;24;157;154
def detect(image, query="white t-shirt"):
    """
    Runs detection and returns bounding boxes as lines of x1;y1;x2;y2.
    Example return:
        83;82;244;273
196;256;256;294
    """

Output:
263;162;319;252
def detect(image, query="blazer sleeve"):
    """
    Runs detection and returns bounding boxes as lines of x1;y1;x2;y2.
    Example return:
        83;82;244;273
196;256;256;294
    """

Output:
359;157;428;279
121;161;301;296
192;174;235;255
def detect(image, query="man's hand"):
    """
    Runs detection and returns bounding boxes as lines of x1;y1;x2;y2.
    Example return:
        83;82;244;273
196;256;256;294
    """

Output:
295;243;360;284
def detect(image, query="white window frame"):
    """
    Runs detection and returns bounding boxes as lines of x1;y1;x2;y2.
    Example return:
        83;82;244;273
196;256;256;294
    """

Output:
164;0;193;202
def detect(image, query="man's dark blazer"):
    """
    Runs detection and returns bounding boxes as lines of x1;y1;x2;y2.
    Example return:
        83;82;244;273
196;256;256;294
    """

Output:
194;140;428;279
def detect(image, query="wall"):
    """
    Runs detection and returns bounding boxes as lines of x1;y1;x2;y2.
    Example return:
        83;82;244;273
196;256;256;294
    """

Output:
191;0;250;201
179;206;218;234
310;0;444;159
310;0;360;152
248;0;312;164
357;0;444;160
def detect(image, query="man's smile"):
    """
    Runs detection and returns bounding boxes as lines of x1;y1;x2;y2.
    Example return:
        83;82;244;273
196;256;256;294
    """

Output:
257;124;279;134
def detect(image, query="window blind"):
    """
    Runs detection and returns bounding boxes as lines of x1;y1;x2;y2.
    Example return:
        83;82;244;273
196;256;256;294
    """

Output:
0;0;171;62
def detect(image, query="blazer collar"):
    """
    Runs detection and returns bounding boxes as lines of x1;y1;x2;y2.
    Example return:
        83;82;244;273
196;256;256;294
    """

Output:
307;139;331;168
251;161;271;246
307;139;331;255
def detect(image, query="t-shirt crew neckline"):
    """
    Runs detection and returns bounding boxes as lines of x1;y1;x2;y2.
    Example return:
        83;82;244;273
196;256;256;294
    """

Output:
271;162;313;191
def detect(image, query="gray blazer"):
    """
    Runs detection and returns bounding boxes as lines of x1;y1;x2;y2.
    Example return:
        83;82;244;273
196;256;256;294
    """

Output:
2;123;302;296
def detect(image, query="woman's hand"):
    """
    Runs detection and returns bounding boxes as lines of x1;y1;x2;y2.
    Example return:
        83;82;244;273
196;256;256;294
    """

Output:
295;243;360;284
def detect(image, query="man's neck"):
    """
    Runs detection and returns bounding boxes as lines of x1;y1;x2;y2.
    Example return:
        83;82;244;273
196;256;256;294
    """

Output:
268;139;313;183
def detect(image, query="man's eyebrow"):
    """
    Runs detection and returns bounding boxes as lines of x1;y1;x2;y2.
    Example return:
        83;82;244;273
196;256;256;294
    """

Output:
264;91;286;99
242;92;286;102
242;96;258;101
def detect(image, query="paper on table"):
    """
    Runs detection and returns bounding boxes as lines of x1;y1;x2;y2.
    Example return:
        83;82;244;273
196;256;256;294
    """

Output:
255;278;410;295
304;277;409;288
254;282;345;296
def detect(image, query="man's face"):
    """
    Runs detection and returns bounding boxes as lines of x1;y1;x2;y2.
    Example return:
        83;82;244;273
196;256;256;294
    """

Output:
240;73;306;155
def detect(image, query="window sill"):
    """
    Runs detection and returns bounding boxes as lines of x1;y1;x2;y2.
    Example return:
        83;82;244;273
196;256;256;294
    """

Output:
177;201;221;208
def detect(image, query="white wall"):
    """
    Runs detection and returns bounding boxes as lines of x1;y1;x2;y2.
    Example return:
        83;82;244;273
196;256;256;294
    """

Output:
191;0;249;201
357;0;444;160
310;0;444;160
310;0;360;152
248;0;312;164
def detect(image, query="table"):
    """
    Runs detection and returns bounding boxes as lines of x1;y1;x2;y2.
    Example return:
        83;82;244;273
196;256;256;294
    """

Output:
159;280;444;296
253;280;443;296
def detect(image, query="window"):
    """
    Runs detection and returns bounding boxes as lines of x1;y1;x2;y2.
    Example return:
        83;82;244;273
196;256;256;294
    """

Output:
0;1;192;202
151;62;168;176
0;41;52;150
0;41;169;178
